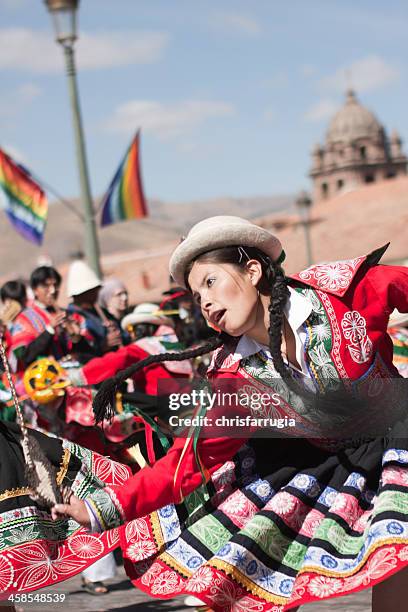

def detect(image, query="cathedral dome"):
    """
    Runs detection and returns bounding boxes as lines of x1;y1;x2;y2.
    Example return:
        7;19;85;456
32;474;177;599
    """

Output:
326;90;383;144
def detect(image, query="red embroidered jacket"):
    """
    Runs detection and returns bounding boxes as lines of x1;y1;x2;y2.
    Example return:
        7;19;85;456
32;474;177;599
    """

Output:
100;249;408;522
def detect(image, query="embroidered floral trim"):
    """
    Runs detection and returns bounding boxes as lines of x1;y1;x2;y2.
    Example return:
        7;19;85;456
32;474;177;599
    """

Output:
317;291;349;379
341;310;373;364
297;256;365;293
294;287;340;390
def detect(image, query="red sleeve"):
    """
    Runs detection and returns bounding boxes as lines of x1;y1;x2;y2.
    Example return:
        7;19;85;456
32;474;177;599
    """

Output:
364;265;408;317
82;344;149;385
106;434;246;520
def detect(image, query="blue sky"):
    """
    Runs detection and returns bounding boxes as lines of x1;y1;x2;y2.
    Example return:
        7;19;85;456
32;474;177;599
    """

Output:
0;0;407;203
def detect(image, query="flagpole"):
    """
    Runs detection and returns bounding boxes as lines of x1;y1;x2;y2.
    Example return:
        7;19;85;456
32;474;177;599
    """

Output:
62;43;102;277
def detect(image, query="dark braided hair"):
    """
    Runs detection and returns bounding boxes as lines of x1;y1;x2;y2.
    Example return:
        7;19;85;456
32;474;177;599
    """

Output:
93;245;306;424
93;334;224;424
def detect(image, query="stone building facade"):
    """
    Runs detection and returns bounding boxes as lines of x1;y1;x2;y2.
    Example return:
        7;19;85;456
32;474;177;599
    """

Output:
310;90;407;203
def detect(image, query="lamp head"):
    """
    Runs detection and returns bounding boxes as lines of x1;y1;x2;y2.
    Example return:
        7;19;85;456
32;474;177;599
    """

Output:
44;0;79;46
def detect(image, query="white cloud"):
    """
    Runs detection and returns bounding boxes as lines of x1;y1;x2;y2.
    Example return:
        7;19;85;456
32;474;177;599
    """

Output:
211;12;262;36
0;28;169;74
320;55;399;94
105;99;235;140
304;98;339;123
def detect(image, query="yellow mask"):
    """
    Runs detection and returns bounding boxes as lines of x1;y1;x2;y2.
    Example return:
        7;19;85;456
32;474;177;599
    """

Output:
23;358;69;404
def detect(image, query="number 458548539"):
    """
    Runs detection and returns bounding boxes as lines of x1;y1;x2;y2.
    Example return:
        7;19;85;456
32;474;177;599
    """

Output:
8;593;66;603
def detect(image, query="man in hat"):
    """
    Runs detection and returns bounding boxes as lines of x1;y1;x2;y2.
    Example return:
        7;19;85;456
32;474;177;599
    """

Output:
66;260;125;362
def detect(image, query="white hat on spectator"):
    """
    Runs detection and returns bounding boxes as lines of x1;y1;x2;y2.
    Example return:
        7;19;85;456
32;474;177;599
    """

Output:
121;303;173;330
66;260;102;298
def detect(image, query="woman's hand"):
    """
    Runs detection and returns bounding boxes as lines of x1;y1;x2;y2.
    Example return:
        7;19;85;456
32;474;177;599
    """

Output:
51;494;91;529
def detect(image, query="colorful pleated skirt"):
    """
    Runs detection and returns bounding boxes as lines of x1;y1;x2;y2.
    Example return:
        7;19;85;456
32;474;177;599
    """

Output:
119;435;408;611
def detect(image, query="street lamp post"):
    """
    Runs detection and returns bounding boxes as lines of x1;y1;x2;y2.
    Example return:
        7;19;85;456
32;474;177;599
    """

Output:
44;0;102;277
296;190;313;267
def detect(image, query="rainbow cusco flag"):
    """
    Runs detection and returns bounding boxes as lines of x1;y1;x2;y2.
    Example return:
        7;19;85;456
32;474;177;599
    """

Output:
0;148;48;245
100;131;148;227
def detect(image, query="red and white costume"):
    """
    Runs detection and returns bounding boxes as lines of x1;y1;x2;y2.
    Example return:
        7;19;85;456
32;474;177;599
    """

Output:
84;248;408;611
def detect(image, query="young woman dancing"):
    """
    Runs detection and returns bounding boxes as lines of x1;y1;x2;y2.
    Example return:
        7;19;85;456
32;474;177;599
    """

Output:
52;216;408;611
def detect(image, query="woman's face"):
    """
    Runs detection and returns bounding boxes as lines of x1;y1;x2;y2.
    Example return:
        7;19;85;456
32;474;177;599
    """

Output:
188;260;262;337
108;289;128;315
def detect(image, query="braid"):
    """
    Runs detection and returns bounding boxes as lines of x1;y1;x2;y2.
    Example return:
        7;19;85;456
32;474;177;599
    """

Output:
265;262;352;421
265;261;313;398
93;334;224;424
265;262;290;382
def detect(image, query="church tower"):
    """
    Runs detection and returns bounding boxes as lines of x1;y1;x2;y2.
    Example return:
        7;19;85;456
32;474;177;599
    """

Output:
310;90;407;203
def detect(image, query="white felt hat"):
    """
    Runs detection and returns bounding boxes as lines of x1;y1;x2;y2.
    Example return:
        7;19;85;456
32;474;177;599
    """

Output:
66;260;102;298
121;303;174;331
169;216;283;288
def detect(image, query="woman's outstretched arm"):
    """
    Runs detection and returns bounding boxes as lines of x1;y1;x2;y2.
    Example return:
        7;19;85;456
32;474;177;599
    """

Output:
52;432;246;529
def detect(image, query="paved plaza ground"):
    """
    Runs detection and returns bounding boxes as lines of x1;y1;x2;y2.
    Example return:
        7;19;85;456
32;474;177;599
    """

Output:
4;565;371;612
